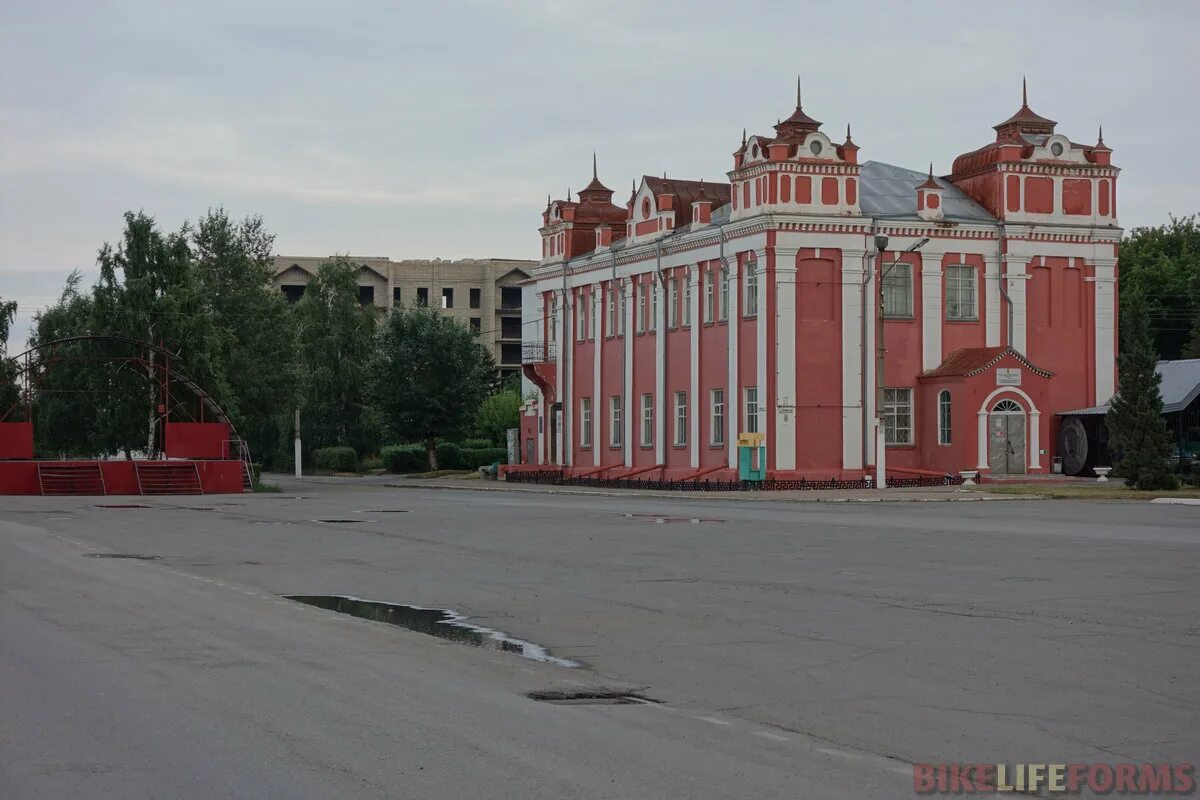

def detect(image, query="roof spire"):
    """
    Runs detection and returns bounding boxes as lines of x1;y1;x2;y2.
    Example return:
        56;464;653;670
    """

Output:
929;162;934;177
796;75;802;109
741;127;746;146
1022;76;1028;108
567;187;571;202
592;151;597;180
1097;124;1104;144
846;123;852;140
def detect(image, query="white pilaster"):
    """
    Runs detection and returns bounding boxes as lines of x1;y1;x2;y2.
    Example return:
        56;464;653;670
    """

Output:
984;253;1002;347
1091;259;1117;405
1029;409;1042;471
726;257;740;469
841;250;866;470
593;282;601;466
536;389;545;465
1006;256;1030;354
921;254;944;371
976;409;989;470
774;248;798;471
755;250;769;465
564;292;573;467
688;265;701;469
655;276;666;465
624;279;634;466
555;290;565;466
864;258;877;468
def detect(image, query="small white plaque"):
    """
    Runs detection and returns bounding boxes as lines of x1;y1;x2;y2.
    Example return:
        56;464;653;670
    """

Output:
996;368;1022;386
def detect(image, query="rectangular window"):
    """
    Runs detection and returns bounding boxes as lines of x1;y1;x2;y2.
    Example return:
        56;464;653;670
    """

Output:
704;269;715;323
469;317;481;334
938;390;952;446
683;274;692;327
744;386;759;434
441;287;453;309
674;391;687;446
883;263;913;318
636;283;646;333
719;266;730;321
640;394;654;447
610;396;623;447
710;389;725;445
576;292;587;340
392;286;402;306
358;285;375;306
580;397;592;447
591;290;600;340
945;265;977;321
668;277;679;328
469;287;481;309
883;388;913;445
649;281;658;331
744;259;758;316
618;288;627;336
416;287;429;306
606;287;616;336
549;296;558;341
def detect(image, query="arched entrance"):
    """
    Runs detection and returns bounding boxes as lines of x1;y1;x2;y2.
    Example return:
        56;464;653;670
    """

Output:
988;399;1026;475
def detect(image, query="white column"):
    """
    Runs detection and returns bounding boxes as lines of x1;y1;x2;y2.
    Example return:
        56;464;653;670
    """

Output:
841;250;865;470
536;388;545;465
984;253;1002;347
655;276;666;465
1028;409;1042;471
921;252;944;372
593;282;602;466
1091;259;1117;405
755;250;769;465
1006;255;1030;354
564;291;573;467
688;264;701;469
555;290;565;466
726;257;740;469
864;257;877;468
624;279;634;467
976;409;989;470
774;248;798;471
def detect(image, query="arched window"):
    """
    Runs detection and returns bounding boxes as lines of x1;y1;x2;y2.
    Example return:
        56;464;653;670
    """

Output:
992;399;1022;413
938;390;952;445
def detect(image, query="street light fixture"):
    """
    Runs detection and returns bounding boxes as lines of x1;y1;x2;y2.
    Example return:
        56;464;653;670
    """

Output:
874;236;930;489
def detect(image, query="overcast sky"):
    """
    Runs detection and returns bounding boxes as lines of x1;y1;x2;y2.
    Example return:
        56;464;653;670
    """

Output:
2;0;1198;347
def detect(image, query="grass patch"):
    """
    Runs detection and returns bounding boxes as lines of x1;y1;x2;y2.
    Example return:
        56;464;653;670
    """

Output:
252;481;282;493
404;469;475;479
970;484;1200;500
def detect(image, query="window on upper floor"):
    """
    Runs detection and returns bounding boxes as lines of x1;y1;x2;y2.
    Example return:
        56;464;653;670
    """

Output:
359;285;375;306
416;287;429;307
719;266;730;321
945;265;977;321
744;256;758;317
441;287;453;309
704;269;714;323
882;263;913;318
683;274;692;327
668;277;679;328
469;287;481;309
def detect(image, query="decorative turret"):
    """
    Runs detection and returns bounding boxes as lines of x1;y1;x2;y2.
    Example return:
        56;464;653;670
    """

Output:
916;164;944;221
992;78;1057;141
773;78;823;142
539;156;627;263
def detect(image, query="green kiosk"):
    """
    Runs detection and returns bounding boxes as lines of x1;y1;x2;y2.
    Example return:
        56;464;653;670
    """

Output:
737;432;766;482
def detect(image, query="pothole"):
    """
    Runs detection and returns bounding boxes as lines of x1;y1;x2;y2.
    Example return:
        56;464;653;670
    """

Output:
284;595;580;667
86;553;159;560
313;519;375;524
357;509;410;514
93;504;152;510
527;689;660;706
622;513;724;524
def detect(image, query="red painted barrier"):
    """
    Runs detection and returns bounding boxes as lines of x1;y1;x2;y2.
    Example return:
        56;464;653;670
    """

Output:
165;422;233;459
0;459;244;495
0;422;34;459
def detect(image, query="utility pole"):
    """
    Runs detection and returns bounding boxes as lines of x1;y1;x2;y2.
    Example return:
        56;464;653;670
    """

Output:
873;235;929;489
293;408;302;478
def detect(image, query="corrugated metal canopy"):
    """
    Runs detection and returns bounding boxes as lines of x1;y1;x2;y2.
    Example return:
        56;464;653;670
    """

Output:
858;161;996;223
1059;359;1200;416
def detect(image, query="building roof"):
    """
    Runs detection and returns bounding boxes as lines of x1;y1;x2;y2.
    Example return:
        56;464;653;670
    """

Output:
859;161;996;223
922;346;1055;378
1061;359;1200;416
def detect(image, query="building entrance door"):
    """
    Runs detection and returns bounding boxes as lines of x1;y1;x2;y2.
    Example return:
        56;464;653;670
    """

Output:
988;399;1026;475
549;403;562;464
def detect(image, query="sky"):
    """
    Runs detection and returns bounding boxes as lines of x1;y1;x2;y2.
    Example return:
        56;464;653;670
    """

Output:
2;0;1198;348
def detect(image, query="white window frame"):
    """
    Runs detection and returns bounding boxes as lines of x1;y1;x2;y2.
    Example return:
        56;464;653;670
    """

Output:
549;296;558;341
668;276;679;328
636;283;646;333
744;386;759;434
576;291;586;340
610;396;622;447
640;393;654;447
591;290;600;340
674;391;687;446
580;397;592;447
618;288;627;336
945;264;977;321
883;262;913;318
704;269;715;323
710;388;725;445
744;257;758;317
719;266;730;321
649;280;658;331
606;286;616;336
938;390;952;445
883;387;913;445
683;274;692;327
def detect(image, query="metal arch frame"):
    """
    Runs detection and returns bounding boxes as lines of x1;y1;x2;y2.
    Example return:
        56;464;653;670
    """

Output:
3;335;249;464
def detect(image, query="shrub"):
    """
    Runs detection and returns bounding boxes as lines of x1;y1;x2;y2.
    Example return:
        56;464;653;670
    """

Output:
313;446;358;472
381;444;428;473
361;456;384;471
435;442;463;470
459;447;507;470
461;437;495;449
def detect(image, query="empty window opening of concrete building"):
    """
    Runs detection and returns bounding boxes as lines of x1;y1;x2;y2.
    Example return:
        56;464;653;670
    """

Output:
416;287;429;306
470;288;482;309
358;286;375;306
442;288;454;309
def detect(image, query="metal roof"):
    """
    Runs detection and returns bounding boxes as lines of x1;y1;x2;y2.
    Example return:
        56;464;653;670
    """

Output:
858;161;996;223
1060;359;1200;416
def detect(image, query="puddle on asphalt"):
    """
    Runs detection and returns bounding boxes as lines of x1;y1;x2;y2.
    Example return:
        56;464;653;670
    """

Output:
284;595;580;668
86;553;159;560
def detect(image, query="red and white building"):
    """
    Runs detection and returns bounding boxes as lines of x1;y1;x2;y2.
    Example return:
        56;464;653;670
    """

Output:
518;83;1120;481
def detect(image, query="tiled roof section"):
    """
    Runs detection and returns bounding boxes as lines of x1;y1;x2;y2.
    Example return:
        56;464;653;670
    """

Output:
922;346;1055;379
644;176;732;227
993;103;1057;134
859;161;995;223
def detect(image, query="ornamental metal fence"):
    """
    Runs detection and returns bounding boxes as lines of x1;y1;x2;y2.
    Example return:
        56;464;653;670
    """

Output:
504;469;963;491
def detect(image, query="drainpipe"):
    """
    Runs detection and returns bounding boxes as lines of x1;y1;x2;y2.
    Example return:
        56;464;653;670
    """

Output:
561;253;570;469
997;222;1013;347
655;239;666;470
861;219;877;471
611;250;622;463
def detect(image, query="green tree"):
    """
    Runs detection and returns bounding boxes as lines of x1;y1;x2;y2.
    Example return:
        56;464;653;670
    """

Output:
293;256;377;454
1119;214;1200;359
0;295;20;421
475;377;522;445
28;274;100;455
192;208;297;464
1107;294;1176;490
369;304;496;469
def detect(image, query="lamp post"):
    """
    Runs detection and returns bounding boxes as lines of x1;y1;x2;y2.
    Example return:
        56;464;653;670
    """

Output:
873;234;929;488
